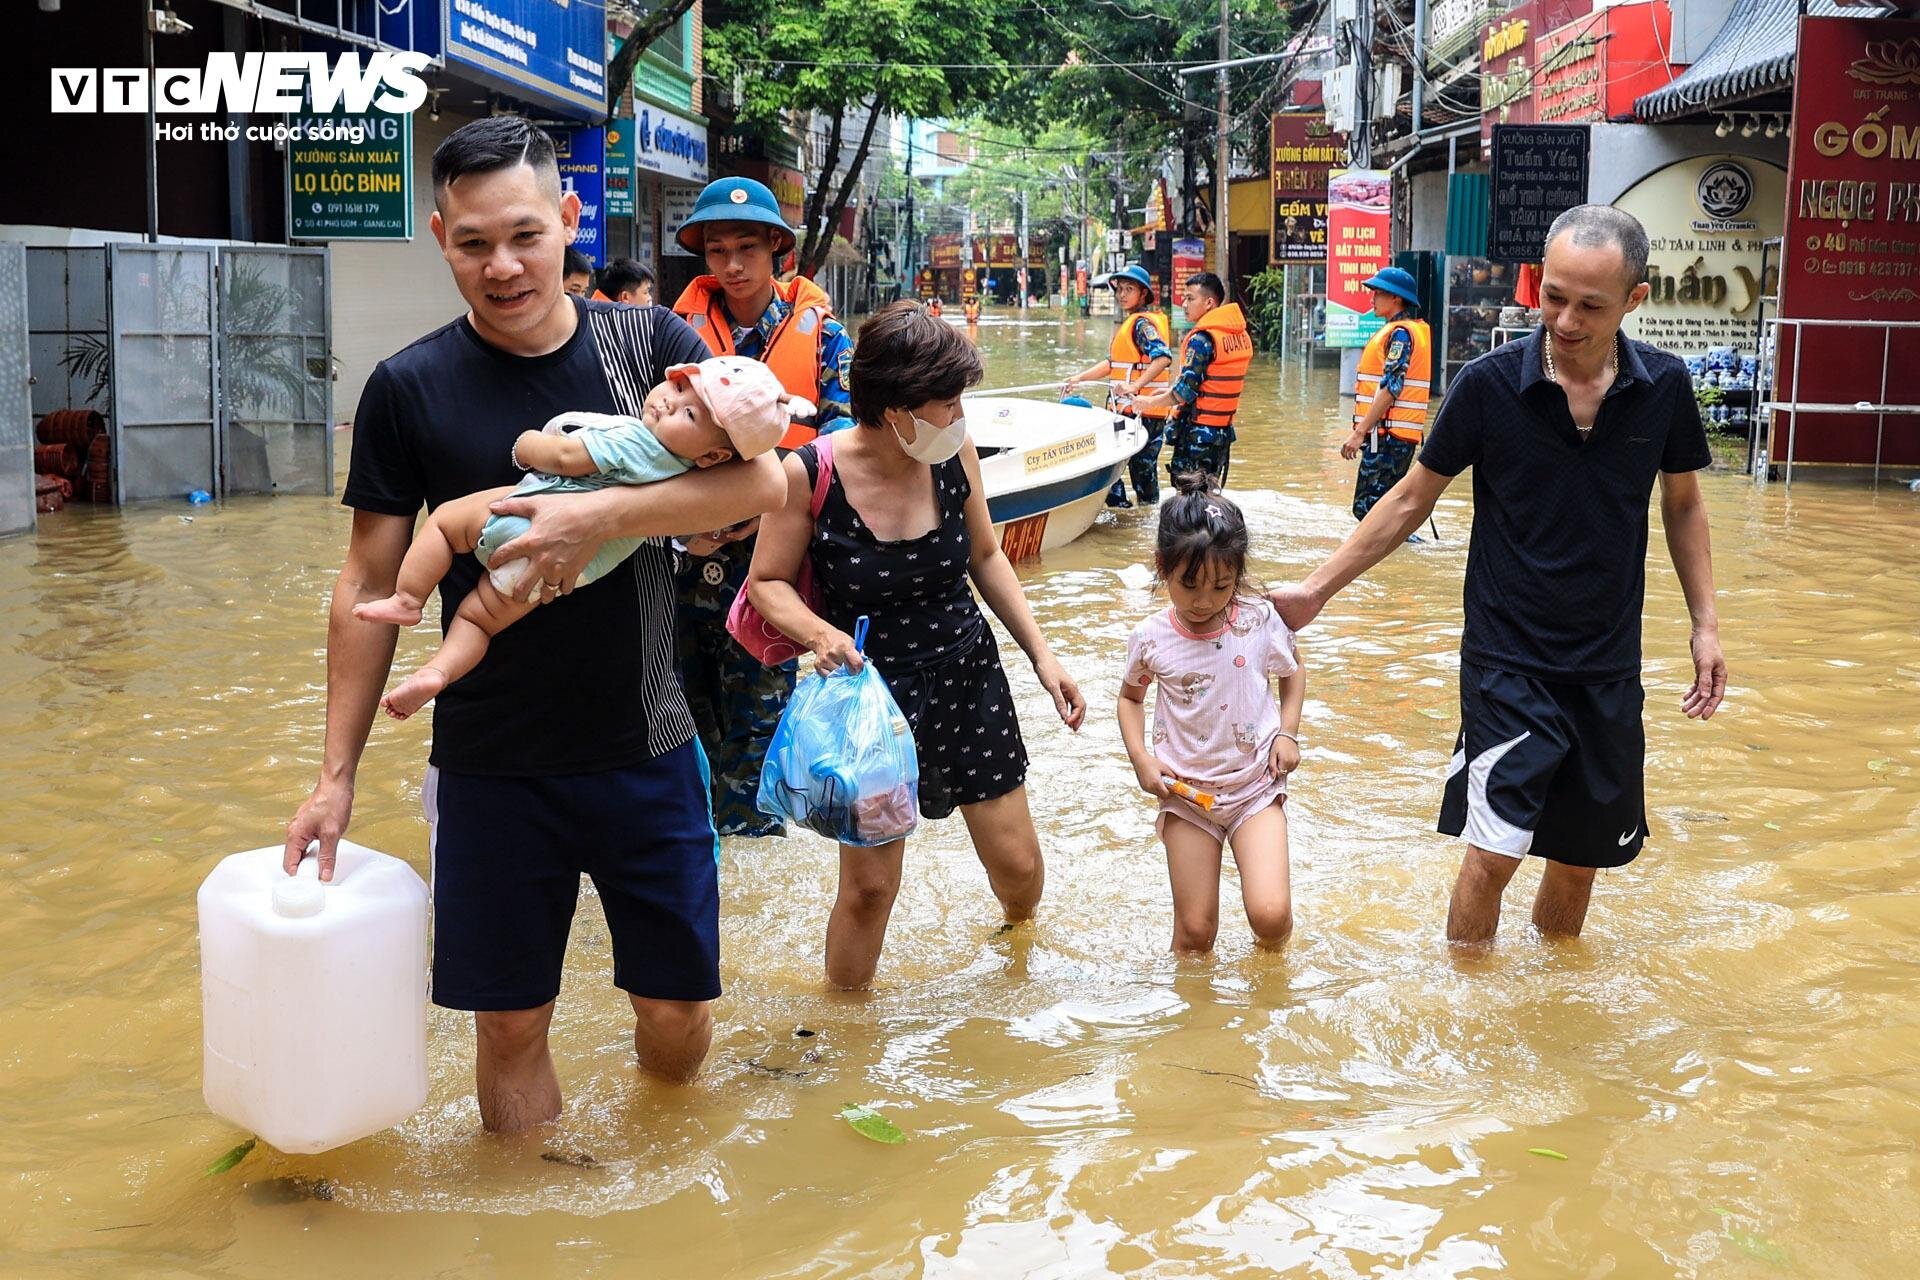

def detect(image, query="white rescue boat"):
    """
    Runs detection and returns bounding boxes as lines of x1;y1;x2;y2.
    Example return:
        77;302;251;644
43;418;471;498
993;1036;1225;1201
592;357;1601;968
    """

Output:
964;395;1147;561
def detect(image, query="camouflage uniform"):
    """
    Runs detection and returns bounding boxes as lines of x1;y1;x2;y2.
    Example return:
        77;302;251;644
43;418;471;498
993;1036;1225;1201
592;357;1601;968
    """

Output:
1106;314;1174;508
1351;434;1417;519
1163;330;1235;488
674;296;851;838
1349;325;1417;520
676;538;794;837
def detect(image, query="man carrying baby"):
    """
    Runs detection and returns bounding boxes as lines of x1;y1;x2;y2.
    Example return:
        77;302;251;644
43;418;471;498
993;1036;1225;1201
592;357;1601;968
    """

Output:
282;117;786;1133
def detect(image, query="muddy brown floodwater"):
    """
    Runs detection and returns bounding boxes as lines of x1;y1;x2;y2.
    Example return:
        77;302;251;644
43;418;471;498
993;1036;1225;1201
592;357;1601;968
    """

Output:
4;309;1918;1277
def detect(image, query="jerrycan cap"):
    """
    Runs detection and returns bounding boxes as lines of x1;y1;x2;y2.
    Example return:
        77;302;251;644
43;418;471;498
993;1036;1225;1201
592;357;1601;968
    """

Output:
273;843;327;918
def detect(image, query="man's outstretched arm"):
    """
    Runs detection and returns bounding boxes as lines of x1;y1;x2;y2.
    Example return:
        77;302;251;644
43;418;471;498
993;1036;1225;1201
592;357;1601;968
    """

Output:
1659;467;1726;720
1270;462;1453;630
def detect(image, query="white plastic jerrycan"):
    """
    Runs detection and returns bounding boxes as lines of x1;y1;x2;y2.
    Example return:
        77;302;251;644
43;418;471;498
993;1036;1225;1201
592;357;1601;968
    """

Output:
199;840;429;1155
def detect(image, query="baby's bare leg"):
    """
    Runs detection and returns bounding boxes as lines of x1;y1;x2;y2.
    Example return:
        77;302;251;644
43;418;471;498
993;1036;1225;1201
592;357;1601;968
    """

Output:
355;489;513;625
382;576;539;719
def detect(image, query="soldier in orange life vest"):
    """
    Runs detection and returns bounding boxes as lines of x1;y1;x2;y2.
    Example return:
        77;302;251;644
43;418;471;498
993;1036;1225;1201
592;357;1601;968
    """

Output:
1134;272;1251;488
1343;266;1432;524
669;176;854;837
1064;263;1174;507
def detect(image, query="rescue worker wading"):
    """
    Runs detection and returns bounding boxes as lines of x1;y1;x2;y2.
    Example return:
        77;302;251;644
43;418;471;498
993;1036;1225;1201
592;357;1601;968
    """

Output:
1064;263;1174;507
1341;266;1432;525
670;176;854;837
1134;271;1251;488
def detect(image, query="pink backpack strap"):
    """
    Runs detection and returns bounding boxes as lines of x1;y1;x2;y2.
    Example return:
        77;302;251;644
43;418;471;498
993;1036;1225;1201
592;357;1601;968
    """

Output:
809;434;836;518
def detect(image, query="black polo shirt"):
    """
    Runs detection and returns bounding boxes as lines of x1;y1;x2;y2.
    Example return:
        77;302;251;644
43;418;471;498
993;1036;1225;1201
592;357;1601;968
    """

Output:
1418;327;1712;684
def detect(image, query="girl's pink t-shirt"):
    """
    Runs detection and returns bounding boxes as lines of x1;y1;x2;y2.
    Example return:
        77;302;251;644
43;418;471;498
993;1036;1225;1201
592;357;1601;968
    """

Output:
1124;598;1299;791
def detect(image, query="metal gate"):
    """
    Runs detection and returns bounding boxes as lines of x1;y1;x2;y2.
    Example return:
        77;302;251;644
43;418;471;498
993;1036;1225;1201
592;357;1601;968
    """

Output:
109;244;218;503
219;247;333;496
0;244;31;536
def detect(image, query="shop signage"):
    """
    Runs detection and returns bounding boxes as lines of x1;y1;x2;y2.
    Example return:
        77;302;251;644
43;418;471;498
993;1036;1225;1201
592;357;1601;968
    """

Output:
1781;17;1920;321
1535;18;1607;123
635;180;656;269
546;126;605;267
1489;124;1590;261
1775;15;1920;466
930;232;963;269
1325;168;1392;348
1269;112;1348;264
1616;155;1784;358
286;106;411;241
446;0;607;121
1479;0;1594;158
605;117;634;219
634;106;709;184
662;185;699;257
1534;4;1674;126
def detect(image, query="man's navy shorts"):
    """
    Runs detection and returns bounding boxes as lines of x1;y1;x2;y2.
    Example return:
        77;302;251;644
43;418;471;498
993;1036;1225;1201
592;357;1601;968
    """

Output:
423;738;721;1011
1437;660;1648;869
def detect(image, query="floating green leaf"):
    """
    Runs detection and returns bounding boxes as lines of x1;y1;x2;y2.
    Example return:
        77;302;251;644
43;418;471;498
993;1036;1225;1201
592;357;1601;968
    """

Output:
1868;757;1892;772
1763;822;1781;831
1419;708;1451;720
203;1138;256;1177
1707;1206;1789;1264
1527;1147;1569;1161
840;1104;906;1145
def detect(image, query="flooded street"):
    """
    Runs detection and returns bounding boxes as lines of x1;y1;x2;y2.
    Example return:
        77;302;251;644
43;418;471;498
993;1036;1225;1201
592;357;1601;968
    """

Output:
5;310;1919;1277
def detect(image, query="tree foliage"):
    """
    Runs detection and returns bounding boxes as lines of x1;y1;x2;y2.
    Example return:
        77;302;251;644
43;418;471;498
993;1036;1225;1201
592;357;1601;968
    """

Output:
705;0;1037;275
1017;0;1298;197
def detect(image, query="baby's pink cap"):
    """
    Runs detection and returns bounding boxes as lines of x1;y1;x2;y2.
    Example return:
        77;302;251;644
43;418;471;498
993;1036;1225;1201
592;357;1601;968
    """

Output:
665;356;814;460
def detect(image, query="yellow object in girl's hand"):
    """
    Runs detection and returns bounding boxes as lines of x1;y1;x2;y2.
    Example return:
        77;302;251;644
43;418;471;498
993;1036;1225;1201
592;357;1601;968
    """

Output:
1162;777;1216;810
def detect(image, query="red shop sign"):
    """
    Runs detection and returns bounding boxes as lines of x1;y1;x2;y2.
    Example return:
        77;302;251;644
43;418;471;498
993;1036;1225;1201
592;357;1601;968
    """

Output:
1534;2;1674;126
1479;0;1594;158
1775;15;1920;467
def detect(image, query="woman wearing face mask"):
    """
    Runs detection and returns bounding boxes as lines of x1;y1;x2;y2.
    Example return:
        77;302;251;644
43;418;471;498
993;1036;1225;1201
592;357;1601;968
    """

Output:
748;301;1088;989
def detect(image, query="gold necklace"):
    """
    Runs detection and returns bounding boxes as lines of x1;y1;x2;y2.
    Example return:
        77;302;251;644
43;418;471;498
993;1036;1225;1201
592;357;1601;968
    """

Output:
1544;332;1617;437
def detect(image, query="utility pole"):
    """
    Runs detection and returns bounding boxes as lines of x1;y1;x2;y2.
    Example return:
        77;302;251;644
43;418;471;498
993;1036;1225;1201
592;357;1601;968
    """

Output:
1354;0;1373;169
144;0;159;242
1215;0;1230;285
1018;186;1029;310
903;120;916;298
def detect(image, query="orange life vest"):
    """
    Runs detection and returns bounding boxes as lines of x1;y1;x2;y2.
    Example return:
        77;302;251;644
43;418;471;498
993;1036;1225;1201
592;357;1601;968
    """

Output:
672;275;835;449
1108;309;1174;419
1353;319;1433;444
1183;303;1253;430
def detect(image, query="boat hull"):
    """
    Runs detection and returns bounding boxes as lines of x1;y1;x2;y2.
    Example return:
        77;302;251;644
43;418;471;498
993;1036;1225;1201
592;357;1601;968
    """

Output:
965;396;1146;562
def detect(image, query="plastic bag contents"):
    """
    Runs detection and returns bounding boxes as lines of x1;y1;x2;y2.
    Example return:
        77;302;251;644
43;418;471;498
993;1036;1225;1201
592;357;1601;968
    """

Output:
758;617;920;847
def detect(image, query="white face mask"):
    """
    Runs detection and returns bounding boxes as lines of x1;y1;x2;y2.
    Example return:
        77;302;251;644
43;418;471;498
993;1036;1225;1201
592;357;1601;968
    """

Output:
893;411;967;465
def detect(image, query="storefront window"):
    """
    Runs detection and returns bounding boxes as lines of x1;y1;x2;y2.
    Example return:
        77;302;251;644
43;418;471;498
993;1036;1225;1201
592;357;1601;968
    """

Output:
1444;256;1524;380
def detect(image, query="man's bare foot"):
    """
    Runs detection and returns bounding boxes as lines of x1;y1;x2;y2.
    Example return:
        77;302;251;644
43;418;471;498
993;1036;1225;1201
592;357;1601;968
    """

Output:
382;668;448;719
353;592;425;625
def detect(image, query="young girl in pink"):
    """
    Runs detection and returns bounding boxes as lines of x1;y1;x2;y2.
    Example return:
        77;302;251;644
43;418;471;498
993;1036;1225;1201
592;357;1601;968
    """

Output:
1118;474;1305;953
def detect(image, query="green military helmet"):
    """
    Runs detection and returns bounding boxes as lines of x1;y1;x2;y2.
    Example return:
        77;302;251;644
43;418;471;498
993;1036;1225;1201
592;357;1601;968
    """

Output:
675;177;797;256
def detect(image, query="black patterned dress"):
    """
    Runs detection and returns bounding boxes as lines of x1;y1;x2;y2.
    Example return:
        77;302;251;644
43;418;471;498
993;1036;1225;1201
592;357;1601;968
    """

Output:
798;442;1028;819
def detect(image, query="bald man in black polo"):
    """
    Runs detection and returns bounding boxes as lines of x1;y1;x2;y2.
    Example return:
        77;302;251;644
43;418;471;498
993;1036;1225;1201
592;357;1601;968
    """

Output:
1271;205;1728;944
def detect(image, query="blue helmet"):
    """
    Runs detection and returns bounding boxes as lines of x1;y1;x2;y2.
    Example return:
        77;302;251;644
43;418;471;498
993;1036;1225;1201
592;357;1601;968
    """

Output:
1106;263;1155;302
1361;266;1421;308
675;177;796;256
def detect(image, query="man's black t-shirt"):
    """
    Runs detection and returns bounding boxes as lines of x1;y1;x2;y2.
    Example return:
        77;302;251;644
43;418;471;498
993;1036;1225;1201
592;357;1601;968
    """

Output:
1418;327;1712;684
343;298;711;774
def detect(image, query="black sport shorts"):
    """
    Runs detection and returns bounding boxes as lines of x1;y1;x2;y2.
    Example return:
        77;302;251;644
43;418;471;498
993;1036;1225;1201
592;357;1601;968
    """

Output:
424;739;722;1011
1438;660;1648;869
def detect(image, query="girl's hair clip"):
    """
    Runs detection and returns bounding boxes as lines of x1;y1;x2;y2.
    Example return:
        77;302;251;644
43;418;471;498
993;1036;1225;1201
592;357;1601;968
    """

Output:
1204;503;1223;519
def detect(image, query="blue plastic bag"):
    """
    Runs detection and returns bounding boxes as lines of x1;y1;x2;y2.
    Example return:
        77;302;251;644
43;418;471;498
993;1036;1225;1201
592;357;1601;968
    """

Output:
757;618;920;847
